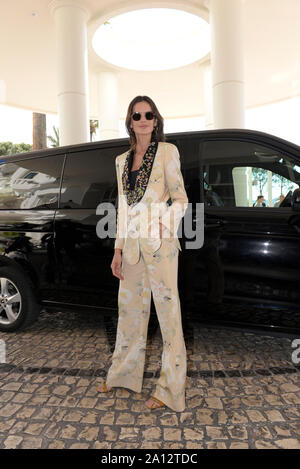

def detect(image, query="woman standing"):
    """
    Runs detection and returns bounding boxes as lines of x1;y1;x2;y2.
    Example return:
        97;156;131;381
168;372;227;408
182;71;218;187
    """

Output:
96;96;189;412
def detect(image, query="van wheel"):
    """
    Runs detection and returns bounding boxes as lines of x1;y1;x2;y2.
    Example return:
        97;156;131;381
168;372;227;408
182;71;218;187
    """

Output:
0;265;41;332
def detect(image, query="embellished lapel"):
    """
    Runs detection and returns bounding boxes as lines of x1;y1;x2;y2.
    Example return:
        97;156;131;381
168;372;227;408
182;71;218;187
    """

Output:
122;141;159;206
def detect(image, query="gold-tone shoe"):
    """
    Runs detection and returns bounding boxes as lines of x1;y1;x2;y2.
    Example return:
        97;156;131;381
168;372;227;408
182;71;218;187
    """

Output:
146;396;165;409
96;382;113;393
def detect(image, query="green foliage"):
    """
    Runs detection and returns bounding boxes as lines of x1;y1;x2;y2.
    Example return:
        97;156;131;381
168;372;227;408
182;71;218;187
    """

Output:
47;125;60;147
47;121;99;146
252;167;268;193
90;119;99;142
0;141;32;157
1;120;99;156
272;173;295;194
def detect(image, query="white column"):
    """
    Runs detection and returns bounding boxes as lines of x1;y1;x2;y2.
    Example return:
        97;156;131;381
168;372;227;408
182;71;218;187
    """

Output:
203;64;214;130
0;80;6;103
248;166;253;207
209;0;245;128
267;170;273;207
232;167;248;206
97;71;119;140
49;0;90;146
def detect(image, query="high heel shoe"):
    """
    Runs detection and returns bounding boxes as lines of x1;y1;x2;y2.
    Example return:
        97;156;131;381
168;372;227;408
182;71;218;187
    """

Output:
96;382;113;393
146;395;165;409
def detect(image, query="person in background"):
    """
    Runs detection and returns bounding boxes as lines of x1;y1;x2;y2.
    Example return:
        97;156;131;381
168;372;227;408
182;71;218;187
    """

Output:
253;195;266;207
274;194;285;207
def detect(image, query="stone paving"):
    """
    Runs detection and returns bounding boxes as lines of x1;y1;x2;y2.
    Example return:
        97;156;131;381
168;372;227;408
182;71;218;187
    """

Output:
0;308;300;449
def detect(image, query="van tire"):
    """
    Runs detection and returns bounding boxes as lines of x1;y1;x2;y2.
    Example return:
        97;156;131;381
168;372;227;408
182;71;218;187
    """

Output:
0;265;41;332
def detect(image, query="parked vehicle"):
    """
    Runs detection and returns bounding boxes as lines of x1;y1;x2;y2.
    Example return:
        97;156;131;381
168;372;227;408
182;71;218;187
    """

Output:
0;129;300;333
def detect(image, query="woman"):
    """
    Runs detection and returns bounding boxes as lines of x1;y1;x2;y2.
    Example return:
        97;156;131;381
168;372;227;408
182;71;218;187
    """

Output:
96;96;189;412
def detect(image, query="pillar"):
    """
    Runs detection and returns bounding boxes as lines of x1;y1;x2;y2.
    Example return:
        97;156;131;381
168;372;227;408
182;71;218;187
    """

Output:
97;71;119;140
203;64;214;130
208;0;245;128
33;113;47;150
248;166;253;207
232;167;248;206
49;0;90;146
267;170;273;207
0;80;6;103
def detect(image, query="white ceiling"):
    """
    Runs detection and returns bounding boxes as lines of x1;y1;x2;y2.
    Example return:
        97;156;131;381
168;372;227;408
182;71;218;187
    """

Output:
1;0;300;120
91;9;211;71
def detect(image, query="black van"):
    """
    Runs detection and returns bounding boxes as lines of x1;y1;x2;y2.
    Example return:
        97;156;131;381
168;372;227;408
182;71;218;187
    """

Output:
0;129;300;333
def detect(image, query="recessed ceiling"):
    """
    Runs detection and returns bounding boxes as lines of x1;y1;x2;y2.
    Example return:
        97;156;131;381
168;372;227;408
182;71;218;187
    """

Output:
92;8;210;71
1;0;300;116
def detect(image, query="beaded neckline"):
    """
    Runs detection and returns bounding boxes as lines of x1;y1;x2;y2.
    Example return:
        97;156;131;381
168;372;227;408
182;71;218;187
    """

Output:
122;141;158;206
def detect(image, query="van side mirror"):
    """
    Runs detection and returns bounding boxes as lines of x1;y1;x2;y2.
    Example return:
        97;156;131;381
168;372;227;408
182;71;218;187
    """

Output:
291;188;300;211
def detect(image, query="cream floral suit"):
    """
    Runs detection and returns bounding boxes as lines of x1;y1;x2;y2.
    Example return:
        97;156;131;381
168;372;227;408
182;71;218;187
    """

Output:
106;141;189;412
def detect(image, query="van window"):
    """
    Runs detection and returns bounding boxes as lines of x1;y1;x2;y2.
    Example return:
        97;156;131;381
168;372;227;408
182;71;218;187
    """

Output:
175;138;202;204
60;146;128;209
0;156;63;209
232;166;299;207
202;140;300;208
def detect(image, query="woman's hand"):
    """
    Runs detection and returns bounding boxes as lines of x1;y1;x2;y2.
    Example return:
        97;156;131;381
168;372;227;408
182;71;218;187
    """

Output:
111;249;124;280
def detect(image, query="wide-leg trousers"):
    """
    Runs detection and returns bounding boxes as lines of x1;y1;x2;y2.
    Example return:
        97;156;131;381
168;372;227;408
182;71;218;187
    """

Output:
106;237;187;412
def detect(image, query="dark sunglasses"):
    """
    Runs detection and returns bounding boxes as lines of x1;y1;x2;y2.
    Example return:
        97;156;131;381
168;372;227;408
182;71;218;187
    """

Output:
132;111;155;121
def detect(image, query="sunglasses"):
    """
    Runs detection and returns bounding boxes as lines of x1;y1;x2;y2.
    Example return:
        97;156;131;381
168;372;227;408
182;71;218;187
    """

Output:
132;111;155;121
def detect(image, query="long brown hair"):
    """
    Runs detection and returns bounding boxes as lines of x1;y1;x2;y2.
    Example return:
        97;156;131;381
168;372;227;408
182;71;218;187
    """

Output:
125;95;165;152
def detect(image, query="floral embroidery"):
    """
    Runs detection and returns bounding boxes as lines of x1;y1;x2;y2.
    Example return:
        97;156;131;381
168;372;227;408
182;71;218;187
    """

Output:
107;142;188;411
122;141;158;206
150;278;172;303
118;287;132;304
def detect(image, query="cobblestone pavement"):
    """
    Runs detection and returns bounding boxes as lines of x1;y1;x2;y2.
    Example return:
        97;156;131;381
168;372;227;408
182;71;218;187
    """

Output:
0;309;300;449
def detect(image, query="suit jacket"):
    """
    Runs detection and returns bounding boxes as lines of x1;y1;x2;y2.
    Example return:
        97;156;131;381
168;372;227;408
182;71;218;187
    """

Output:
114;141;189;265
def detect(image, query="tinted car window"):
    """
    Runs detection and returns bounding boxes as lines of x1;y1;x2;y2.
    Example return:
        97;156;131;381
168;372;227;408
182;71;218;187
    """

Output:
60;146;129;209
176;138;202;204
202;140;300;208
0;156;63;209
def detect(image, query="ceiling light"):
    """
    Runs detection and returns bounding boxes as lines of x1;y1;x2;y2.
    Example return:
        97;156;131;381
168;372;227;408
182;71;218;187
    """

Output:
92;9;210;71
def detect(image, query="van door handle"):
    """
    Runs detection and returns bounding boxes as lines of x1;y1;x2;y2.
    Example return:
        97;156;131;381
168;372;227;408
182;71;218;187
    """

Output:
193;217;226;223
204;219;227;229
205;223;223;229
